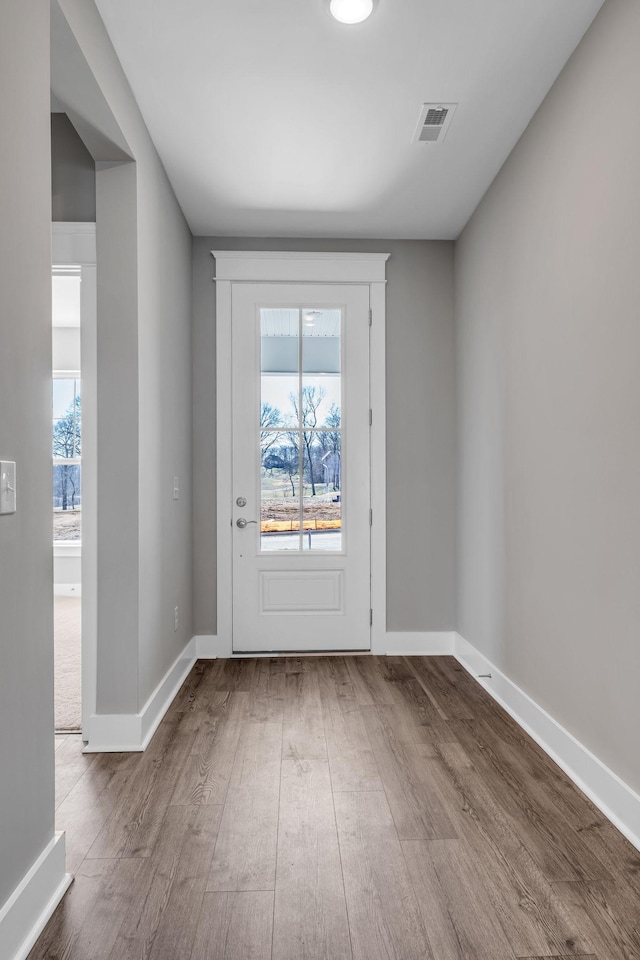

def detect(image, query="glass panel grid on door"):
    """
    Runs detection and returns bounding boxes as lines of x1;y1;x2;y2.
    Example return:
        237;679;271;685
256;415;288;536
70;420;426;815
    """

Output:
260;306;343;553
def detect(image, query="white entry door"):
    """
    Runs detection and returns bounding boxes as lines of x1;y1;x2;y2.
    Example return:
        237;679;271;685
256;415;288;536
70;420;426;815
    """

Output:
231;282;371;652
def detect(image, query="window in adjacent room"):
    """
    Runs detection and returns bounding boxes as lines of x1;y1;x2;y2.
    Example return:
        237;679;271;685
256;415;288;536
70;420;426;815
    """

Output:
52;374;82;542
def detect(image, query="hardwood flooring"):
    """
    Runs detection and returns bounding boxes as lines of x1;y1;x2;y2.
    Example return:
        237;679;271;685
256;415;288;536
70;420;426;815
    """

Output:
39;656;640;959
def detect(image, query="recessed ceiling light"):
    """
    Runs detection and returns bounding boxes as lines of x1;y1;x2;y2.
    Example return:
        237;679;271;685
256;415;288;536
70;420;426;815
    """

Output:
328;0;375;25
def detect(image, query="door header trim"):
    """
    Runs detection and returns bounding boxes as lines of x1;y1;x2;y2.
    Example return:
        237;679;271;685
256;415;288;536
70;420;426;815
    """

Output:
211;250;390;284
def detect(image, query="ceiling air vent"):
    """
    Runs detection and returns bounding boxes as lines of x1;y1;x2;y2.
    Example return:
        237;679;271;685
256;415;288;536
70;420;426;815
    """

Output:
413;103;457;144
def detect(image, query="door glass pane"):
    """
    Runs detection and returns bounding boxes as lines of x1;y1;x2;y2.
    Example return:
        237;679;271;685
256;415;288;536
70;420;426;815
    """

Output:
261;308;300;550
261;376;298;429
297;377;341;426
259;306;342;553
261;441;300;551
302;431;342;551
302;308;341;425
261;307;299;429
302;310;342;551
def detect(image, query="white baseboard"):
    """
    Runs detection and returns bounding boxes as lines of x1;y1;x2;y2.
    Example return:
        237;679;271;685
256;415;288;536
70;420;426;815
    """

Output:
194;634;228;658
0;833;71;960
454;632;640;853
383;631;455;655
53;583;81;597
84;638;197;752
194;632;455;658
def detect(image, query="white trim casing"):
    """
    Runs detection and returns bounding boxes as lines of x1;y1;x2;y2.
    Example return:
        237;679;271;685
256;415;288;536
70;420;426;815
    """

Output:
53;542;81;557
51;222;96;264
369;280;387;654
52;223;97;738
384;631;454;655
215;278;233;659
212;250;389;284
454;633;640;854
194;634;228;658
83;639;196;752
0;833;71;960
213;251;389;657
193;632;454;658
53;583;81;597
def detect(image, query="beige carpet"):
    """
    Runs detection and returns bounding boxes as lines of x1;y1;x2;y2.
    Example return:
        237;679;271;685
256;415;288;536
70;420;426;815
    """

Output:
54;595;81;732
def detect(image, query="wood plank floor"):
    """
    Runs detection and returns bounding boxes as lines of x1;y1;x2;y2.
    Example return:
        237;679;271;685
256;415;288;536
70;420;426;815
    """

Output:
38;656;640;959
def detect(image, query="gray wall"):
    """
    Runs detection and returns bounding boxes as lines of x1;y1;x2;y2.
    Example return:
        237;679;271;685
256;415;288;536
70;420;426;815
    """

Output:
455;0;640;792
54;0;193;711
192;237;456;635
51;112;96;221
0;0;54;911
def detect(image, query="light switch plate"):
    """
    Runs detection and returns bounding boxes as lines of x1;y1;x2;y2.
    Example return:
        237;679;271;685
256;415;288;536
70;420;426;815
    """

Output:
0;461;16;514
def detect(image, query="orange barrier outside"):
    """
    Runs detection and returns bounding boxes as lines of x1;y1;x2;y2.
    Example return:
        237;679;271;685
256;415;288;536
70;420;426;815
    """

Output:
261;519;341;533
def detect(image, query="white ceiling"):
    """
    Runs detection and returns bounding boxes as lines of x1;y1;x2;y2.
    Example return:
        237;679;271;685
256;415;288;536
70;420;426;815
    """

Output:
94;0;604;239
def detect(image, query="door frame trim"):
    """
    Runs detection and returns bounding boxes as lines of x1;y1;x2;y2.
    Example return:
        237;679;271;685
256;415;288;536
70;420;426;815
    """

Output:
213;251;389;656
52;222;97;735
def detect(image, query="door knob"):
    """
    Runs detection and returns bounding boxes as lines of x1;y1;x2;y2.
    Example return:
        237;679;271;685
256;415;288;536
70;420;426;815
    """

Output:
236;517;258;529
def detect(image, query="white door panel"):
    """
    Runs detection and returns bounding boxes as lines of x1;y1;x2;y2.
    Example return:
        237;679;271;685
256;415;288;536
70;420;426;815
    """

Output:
231;282;371;652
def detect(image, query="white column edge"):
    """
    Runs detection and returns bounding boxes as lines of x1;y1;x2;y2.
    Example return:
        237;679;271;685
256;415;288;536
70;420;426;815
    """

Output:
83;638;197;752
